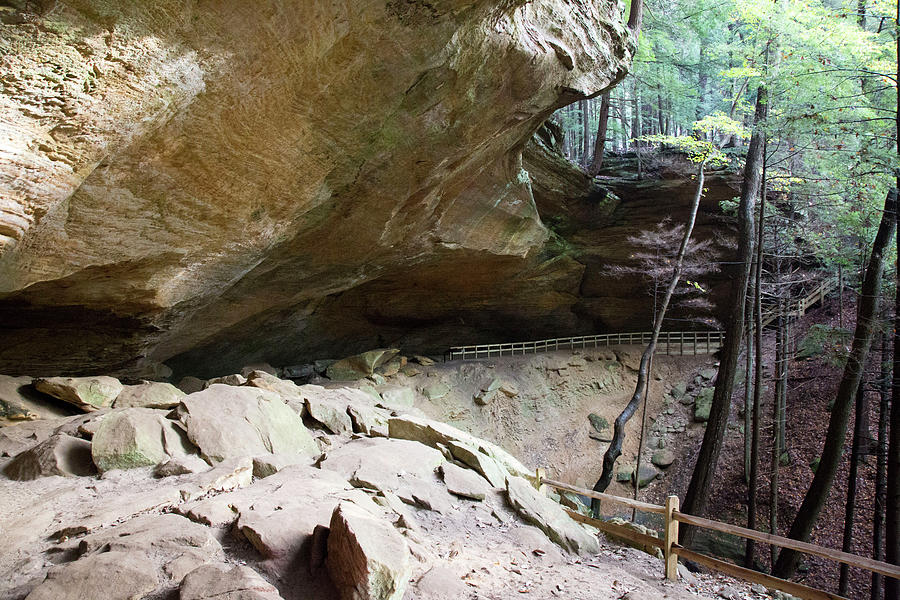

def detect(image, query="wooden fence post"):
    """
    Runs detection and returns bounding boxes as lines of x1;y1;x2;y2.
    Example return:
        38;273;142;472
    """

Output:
665;495;679;581
536;468;547;495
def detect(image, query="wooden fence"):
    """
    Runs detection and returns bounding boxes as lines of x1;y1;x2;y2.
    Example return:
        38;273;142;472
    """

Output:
446;330;726;361
537;474;900;600
446;277;837;362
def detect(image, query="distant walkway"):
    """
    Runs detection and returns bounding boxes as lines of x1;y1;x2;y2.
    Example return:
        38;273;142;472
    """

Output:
446;278;838;362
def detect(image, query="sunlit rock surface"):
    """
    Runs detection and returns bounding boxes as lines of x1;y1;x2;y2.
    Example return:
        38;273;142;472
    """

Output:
0;1;633;376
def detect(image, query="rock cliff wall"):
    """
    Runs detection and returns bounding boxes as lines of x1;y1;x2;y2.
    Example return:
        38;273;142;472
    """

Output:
0;0;632;376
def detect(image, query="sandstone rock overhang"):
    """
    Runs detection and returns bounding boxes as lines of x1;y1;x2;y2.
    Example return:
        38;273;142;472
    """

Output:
0;1;633;376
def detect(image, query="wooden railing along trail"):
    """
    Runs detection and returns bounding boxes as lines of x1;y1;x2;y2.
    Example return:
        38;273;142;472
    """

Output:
536;472;900;600
445;278;837;362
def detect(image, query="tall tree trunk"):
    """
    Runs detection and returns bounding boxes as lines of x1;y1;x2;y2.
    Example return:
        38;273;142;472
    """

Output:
743;267;756;486
873;331;890;600
887;11;900;595
592;158;709;511
770;218;785;567
745;156;767;568
627;0;643;34
774;188;898;578
840;381;868;595
680;84;768;548
588;92;611;176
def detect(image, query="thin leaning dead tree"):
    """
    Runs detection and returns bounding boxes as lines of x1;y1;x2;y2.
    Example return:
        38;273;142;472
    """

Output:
591;115;747;515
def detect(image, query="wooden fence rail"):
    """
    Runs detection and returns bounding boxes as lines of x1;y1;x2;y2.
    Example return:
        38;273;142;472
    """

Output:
446;277;838;362
537;474;899;600
446;330;726;361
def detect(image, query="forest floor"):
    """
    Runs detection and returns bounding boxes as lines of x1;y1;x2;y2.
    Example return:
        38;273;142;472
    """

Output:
648;291;885;599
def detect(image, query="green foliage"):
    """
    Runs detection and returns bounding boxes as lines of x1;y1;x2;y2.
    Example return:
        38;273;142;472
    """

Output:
795;323;852;365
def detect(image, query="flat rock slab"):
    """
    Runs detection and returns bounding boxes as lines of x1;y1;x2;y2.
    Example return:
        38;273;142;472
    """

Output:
91;407;195;472
24;551;159;600
252;452;311;478
113;381;185;409
3;433;95;480
176;385;319;463
319;437;445;494
445;440;508;488
34;376;123;412
505;475;600;556
327;501;411;600
440;462;490;500
347;404;389;437
180;564;284;600
378;386;415;407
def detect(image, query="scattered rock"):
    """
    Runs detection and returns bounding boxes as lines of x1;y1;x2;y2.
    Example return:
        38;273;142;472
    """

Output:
91;407;195;472
588;413;610;434
670;382;687;399
180;564;284;600
24;551;159;600
605;518;662;558
177;376;206;394
699;368;718;381
33;376;123;412
379;386;415;407
694;387;714;422
306;395;353;434
499;382;519;397
651;449;675;468
422;382;450;401
377;356;406;377
413;355;436;366
347;404;389;437
3;433;95;480
616;465;634;482
446;440;508;488
473;389;494;405
282;364;316;379
154;455;211;478
252;453;310;478
327;501;411;600
176;385;319;463
113;381;185;409
240;362;278;377
440;462;490;500
327;349;400;381
206;374;247;386
633;464;659;487
244;370;305;402
505;476;600;555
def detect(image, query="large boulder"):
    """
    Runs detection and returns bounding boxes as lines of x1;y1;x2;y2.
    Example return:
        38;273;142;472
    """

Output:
327;349;400;381
91;407;195;472
176;385;319;463
327;501;411;600
694;387;714;422
113;381;185;409
244;370;305;401
3;433;95;480
505;476;600;555
33;377;123;412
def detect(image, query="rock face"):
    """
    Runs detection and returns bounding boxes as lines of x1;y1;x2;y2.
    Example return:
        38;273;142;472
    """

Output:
327;501;412;600
180;564;284;600
0;0;632;377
